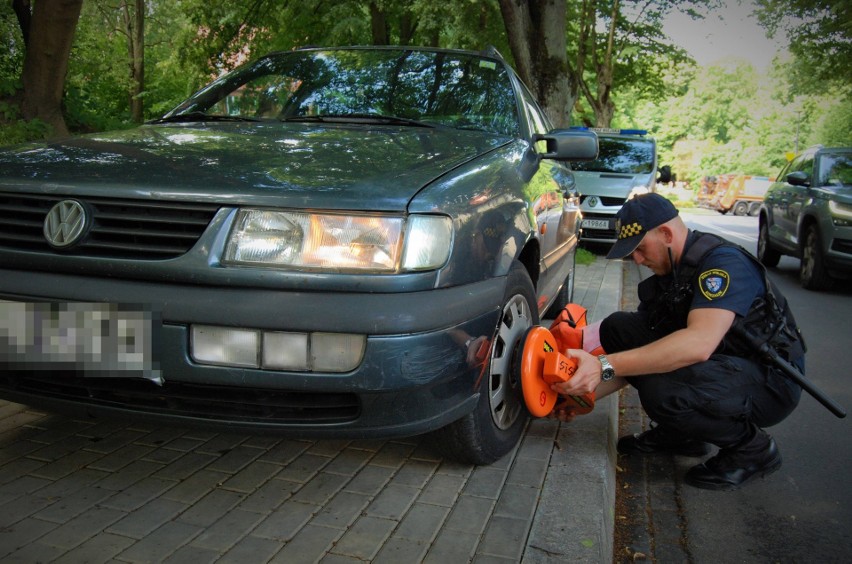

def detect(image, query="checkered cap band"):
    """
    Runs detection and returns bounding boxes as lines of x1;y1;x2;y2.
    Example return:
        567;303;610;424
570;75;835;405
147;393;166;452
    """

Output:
618;222;643;240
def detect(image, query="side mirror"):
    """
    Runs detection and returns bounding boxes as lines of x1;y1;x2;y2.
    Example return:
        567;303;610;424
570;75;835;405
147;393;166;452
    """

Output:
533;130;598;161
657;165;672;184
786;170;810;187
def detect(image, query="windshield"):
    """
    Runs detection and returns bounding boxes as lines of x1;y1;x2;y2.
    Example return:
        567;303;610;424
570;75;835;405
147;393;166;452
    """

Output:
818;152;852;186
571;137;655;174
167;48;521;137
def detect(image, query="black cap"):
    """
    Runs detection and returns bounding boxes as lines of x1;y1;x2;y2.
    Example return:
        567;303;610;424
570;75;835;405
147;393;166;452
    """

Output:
606;193;679;259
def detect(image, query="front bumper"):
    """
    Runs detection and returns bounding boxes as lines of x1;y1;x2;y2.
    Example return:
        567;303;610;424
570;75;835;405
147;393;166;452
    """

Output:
0;268;505;438
824;221;852;275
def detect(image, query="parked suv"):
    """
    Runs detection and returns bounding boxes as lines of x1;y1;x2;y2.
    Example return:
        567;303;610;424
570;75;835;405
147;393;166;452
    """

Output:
758;145;852;290
572;128;658;244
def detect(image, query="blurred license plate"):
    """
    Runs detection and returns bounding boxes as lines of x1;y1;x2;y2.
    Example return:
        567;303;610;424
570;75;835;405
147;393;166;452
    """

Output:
582;219;611;229
0;301;161;383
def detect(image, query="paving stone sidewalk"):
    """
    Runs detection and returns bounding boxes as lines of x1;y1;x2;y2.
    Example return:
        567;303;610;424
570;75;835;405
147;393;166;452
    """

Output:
0;256;621;563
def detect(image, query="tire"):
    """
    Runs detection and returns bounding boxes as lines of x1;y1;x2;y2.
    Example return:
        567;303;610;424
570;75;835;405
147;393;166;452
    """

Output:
429;261;535;465
733;201;749;216
544;251;576;319
800;225;834;291
757;220;781;268
748;202;760;216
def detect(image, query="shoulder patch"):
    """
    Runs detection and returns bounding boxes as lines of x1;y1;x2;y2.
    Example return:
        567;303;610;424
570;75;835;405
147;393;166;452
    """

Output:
698;269;730;300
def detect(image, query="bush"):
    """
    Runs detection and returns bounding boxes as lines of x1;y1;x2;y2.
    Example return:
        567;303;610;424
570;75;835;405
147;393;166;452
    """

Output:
0;101;51;147
576;247;596;266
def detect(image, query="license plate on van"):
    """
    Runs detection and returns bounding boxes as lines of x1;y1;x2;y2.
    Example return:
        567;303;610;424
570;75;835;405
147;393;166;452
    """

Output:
582;219;611;229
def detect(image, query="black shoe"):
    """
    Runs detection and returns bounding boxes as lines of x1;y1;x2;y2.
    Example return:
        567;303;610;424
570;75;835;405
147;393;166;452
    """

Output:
617;424;711;457
685;431;782;491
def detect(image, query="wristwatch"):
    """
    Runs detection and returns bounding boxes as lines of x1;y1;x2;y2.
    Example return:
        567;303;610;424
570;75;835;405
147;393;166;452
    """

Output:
598;354;615;381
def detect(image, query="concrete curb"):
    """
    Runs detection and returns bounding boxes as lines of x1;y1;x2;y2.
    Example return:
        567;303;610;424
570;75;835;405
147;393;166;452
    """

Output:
523;256;622;562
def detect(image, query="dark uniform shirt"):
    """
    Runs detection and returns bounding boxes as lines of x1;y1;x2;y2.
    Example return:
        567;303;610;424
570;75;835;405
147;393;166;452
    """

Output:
689;244;765;318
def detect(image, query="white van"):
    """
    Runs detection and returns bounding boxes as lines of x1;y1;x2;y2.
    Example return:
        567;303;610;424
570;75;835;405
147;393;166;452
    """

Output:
572;129;659;244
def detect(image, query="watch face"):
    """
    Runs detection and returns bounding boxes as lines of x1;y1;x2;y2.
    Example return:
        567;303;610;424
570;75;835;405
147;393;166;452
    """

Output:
599;355;614;381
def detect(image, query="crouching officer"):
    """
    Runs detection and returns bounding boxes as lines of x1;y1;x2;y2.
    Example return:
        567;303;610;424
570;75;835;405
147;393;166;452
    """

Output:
553;193;804;490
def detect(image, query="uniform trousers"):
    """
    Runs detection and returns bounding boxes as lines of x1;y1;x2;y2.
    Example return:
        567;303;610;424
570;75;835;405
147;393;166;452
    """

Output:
600;311;802;448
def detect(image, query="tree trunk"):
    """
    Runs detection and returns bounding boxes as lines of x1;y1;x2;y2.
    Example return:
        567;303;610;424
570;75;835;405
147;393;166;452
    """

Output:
498;0;574;127
398;13;416;46
122;0;146;124
369;3;389;45
591;0;617;127
19;0;84;138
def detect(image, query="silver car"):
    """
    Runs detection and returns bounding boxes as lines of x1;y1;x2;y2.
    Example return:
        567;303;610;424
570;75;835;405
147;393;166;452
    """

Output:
571;129;658;244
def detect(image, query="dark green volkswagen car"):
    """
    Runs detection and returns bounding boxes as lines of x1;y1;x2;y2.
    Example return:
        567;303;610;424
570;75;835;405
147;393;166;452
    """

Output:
0;46;597;464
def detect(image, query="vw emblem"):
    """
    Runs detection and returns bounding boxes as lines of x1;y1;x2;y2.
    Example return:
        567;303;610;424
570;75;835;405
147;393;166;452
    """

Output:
588;196;599;207
43;200;88;248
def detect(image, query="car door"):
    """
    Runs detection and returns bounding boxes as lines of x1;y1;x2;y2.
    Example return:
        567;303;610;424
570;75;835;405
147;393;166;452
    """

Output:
769;154;812;248
517;87;579;302
765;160;793;247
786;153;815;246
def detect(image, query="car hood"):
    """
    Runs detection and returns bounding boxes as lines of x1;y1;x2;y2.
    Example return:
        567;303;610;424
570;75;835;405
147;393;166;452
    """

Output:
0;122;511;211
573;170;649;195
817;184;852;203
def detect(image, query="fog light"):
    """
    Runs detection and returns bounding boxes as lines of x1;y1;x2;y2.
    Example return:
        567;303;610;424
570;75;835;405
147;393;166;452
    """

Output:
263;332;309;370
311;333;366;372
191;325;365;372
191;326;259;367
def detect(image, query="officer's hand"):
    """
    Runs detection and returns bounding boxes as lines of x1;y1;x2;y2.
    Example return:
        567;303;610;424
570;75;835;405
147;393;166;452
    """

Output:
550;348;600;396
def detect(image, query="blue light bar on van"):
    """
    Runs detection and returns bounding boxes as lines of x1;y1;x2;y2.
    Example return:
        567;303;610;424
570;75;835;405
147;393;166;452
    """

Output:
569;126;647;135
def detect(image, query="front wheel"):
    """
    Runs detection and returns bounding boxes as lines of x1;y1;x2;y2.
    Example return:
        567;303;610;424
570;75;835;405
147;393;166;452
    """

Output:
800;225;834;291
757;220;781;267
429;261;535;465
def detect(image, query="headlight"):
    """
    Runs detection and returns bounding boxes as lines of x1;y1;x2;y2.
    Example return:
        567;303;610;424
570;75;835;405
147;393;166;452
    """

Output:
224;209;452;272
829;200;852;224
402;214;454;271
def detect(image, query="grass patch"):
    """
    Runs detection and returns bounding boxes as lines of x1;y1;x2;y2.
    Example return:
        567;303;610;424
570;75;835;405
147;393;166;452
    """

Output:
576;246;596;265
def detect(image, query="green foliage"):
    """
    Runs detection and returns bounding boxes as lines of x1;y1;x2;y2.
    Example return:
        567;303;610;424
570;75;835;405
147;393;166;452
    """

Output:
0;16;22;91
0;102;51;146
2;0;848;172
810;97;852;147
64;2;135;132
567;0;698;126
575;247;596;266
0;5;40;146
640;50;851;188
754;0;851;95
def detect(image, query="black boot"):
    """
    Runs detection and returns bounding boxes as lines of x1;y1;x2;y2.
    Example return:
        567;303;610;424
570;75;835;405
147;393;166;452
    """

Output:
617;423;711;457
685;429;782;491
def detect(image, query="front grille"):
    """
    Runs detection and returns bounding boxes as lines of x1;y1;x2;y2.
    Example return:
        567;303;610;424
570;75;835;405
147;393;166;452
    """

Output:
581;228;617;240
831;237;852;256
0;193;219;259
1;372;361;424
580;195;625;207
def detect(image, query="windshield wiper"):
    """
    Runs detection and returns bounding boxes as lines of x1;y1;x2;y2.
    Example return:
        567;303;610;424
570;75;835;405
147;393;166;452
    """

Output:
149;111;260;124
281;113;434;128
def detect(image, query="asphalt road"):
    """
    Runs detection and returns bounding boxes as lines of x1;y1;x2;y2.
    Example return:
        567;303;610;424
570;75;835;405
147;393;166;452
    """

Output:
679;210;852;562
